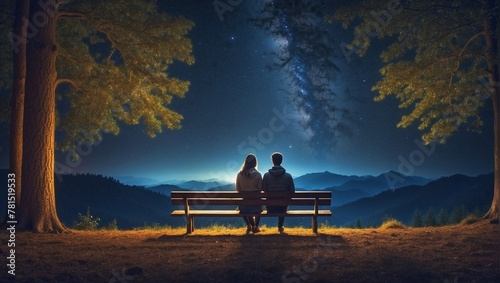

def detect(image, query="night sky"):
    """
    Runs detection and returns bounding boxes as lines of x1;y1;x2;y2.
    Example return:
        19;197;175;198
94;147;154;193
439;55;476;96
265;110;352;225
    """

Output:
0;0;495;185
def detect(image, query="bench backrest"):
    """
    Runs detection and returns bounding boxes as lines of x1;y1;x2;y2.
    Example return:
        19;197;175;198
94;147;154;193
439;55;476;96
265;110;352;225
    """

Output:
170;191;331;207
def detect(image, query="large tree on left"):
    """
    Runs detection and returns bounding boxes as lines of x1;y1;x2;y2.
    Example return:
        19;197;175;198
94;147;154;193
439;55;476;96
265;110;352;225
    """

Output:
19;0;63;232
1;0;195;232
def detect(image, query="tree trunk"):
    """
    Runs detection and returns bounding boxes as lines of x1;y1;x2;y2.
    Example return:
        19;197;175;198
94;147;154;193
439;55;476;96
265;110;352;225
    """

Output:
483;1;500;223
9;0;30;209
18;0;66;232
487;74;500;223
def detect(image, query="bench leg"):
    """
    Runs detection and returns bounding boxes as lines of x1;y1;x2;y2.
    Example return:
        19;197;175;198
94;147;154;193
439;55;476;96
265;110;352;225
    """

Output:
312;216;318;234
186;216;194;234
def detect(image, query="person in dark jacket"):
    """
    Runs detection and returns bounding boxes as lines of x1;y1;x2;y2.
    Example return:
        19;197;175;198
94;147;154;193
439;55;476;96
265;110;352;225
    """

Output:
262;152;295;233
236;153;262;234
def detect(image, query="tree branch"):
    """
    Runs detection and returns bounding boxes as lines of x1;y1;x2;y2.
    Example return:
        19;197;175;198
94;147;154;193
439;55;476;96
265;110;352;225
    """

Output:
458;32;485;58
56;78;80;91
406;54;471;84
415;56;459;74
449;31;486;85
430;20;481;44
57;10;87;20
58;52;79;65
409;30;479;84
57;8;180;92
59;11;126;63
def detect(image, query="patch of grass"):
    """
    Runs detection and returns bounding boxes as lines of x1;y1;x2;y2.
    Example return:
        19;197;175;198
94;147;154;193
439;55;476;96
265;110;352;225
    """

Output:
379;218;407;229
13;221;500;282
320;221;337;229
459;215;479;226
206;223;240;230
134;222;173;230
169;224;325;236
196;223;253;236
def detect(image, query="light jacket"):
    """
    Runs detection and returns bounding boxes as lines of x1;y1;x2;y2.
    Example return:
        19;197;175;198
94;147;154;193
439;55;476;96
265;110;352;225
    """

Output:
236;168;262;192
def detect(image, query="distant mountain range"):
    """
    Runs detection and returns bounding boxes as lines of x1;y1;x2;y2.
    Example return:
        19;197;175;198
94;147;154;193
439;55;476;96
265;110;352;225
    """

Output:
146;171;432;206
295;170;430;191
0;169;492;229
0;170;184;229
328;171;430;198
146;184;186;197
146;182;235;197
52;173;185;229
294;171;368;189
114;175;161;186
177;180;231;190
331;173;493;227
114;176;233;188
330;188;370;207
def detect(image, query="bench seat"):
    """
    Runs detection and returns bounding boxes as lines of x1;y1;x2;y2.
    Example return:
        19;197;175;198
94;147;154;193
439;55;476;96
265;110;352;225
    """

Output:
171;209;332;217
170;191;332;234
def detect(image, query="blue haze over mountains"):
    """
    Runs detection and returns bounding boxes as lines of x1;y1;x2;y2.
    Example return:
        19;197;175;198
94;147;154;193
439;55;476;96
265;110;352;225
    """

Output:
146;171;432;207
0;169;491;229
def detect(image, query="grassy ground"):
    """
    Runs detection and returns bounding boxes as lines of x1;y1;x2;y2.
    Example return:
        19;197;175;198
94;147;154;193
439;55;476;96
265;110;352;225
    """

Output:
2;221;499;282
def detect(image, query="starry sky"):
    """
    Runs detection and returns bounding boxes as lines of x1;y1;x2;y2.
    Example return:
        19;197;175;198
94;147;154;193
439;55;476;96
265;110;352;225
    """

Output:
0;0;495;185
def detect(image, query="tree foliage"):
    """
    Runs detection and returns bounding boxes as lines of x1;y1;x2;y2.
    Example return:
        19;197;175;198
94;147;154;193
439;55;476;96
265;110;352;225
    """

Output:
331;0;500;221
1;0;195;154
411;208;423;227
437;208;449;226
330;0;495;144
449;204;468;224
0;0;194;232
424;207;437;227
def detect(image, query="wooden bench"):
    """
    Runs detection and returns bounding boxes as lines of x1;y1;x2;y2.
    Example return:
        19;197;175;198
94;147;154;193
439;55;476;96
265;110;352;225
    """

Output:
170;191;332;234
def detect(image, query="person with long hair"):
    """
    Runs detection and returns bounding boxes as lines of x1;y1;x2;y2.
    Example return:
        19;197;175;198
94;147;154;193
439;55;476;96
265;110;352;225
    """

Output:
236;153;262;234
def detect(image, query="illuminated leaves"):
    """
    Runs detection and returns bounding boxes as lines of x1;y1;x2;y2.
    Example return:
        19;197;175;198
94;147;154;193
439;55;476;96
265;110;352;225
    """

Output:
0;0;194;152
53;0;194;152
332;0;494;144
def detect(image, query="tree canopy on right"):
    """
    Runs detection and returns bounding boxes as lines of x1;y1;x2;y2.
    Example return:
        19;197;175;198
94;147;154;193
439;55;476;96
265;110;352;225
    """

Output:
329;0;500;220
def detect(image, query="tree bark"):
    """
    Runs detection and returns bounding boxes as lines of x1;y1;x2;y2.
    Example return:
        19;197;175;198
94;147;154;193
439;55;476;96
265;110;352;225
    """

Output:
485;85;500;223
486;71;500;223
18;0;66;232
483;0;500;223
9;0;30;209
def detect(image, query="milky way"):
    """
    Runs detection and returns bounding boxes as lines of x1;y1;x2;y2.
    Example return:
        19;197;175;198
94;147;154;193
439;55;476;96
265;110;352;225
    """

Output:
255;0;351;157
0;0;492;183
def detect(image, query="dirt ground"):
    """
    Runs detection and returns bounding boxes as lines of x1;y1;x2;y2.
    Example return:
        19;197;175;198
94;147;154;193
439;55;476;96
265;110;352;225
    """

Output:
2;221;499;282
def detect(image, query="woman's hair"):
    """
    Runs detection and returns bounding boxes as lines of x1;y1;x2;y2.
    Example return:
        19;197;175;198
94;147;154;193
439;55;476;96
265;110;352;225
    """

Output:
240;153;257;177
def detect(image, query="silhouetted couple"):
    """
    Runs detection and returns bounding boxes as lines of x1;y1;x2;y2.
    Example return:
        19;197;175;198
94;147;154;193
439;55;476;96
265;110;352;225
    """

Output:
235;152;295;234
